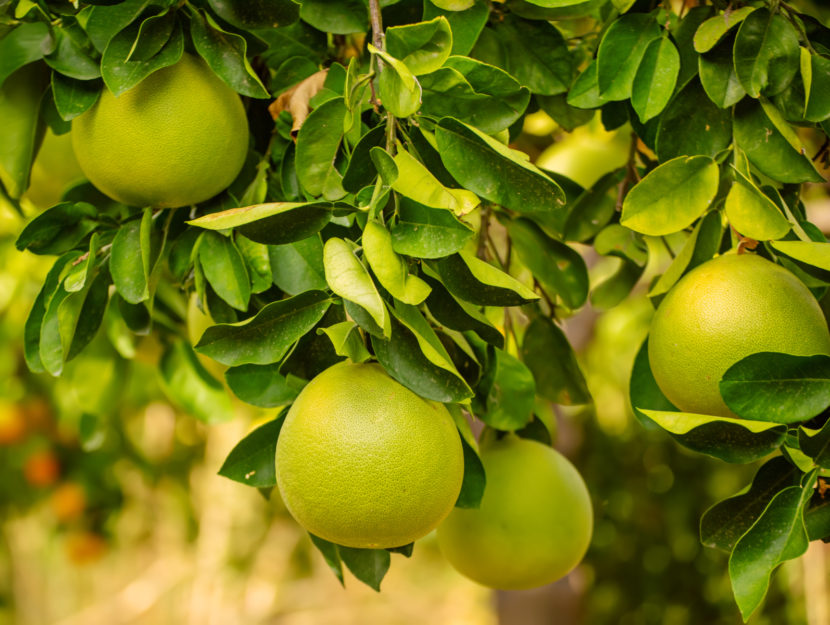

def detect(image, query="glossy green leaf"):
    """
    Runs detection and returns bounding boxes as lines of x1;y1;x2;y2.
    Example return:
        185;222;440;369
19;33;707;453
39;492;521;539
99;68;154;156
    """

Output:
159;340;234;423
724;170;791;241
420;57;530;134
100;18;184;97
299;0;367;34
199;231;251;312
435;117;566;220
422;1;488;56
391;147;479;215
720;353;830;424
317;320;371;363
363;220;431;305
110;218;149;304
323;238;390;336
566;59;606;110
369;45;422;119
236;235;272;294
51;73;101;121
507;218;588;309
805;53;830;122
295;97;347;196
733;8;800;98
656;78;733;161
386;17;453;76
492;15;572;96
639;409;787;464
770;240;830;274
218;416;286;487
16;201;97;255
733;99;824;184
190;9;269;98
45;26;100;80
700;456;799;552
621;156;719;236
432;251;539;306
477;348;535;431
698;35;746;109
596;14;661;101
390;197;475;259
729;472;816;621
422;273;504;348
0;22;55;87
269;235;327;295
799;419;830;470
84;0;148;53
225;364;304;408
195;290;332;366
521;316;591;405
188;201;333;245
339;546;391;592
693;7;755;53
631;36;680;123
206;0;300;30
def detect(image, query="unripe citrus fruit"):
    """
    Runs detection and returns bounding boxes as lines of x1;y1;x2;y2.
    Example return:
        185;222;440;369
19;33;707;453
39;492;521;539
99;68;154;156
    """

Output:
72;54;248;208
275;362;464;549
649;253;830;417
437;435;593;590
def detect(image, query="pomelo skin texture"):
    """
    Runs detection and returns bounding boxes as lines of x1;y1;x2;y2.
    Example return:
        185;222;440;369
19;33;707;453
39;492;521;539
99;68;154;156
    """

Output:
648;253;830;417
437;435;593;590
72;54;248;208
275;362;464;549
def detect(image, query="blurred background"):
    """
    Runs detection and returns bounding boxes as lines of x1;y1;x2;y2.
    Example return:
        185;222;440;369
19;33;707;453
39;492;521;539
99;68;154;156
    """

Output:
2;110;830;625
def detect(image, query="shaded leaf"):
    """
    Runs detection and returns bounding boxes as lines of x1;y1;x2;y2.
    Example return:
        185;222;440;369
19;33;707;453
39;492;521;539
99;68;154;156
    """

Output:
218;415;286;487
225;363;304;407
159;340;234;423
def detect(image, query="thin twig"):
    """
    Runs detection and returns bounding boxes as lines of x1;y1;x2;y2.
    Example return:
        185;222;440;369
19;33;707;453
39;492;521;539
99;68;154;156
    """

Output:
615;132;640;211
368;0;397;155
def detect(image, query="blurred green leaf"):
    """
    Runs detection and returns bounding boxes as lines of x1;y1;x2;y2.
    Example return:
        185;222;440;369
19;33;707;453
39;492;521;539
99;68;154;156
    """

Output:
225;363;304;407
0;22;55;87
206;0;299;30
476;348;535;431
628;338;677;426
339;546;391;591
521;316;590;405
159;340;234;423
299;0;368;34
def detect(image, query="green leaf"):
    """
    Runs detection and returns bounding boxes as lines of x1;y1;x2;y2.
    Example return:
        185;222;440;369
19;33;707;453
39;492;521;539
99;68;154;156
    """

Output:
159;340;234;423
269;235;327;295
733;99;823;184
492;15;572;96
317;320;371;363
419;57;530;134
324;238;390;336
656;78;733;161
390;197;475;259
639;409;787;464
631;36;680;123
0;62;49;199
15;201;97;255
422;1;488;56
507;218;588;310
85;0;148;53
190;10;269;98
805;53;830;122
566;59;606;110
386;17;453;76
700;456;800;552
593;224;648;266
770;240;830;275
199;231;251;311
299;0;368;34
0;22;55;87
339;546;391;591
729;471;816;621
733;8;800;98
369;44;422;119
51;73;101;121
698;35;746;109
590;259;644;310
371;311;473;403
648;210;722;301
66;268;111;361
562;171;619;242
521;317;591;405
188;201;333;245
720;353;830;424
45;26;100;80
236;235;272;294
110;218;149;304
205;0;300;30
100;17;184;97
628;338;677;426
432;251;539;306
295;97;347;196
308;533;345;585
391;147;480;216
422;273;504;348
620;156;719;236
724;169;791;241
535;93;594;132
218;416;285;487
435;117;566;222
596;14;661;101
477;348;535;431
799;419;830;470
225;363;304;408
430;0;475;10
693;7;755;53
195;291;332;366
363;220;431;305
